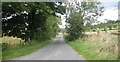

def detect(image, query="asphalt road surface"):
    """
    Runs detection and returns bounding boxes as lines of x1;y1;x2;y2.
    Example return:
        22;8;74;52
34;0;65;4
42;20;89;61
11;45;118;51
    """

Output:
11;33;85;60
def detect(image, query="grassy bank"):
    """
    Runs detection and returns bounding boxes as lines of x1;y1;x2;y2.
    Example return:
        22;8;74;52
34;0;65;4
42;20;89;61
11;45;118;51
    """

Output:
67;31;118;60
69;40;100;60
2;39;52;60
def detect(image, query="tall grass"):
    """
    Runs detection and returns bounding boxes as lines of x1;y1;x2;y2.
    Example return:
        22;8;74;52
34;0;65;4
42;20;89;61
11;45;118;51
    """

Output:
1;36;25;51
0;36;24;44
68;30;118;60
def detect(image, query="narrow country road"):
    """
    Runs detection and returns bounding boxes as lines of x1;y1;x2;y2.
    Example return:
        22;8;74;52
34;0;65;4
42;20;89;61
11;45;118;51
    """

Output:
11;33;85;60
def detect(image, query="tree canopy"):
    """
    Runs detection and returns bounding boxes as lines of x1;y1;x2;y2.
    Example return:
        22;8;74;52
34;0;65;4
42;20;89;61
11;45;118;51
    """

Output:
2;2;66;42
65;2;104;41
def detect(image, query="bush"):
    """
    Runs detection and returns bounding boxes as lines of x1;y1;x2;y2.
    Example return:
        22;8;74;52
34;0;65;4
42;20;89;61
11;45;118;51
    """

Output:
2;43;9;51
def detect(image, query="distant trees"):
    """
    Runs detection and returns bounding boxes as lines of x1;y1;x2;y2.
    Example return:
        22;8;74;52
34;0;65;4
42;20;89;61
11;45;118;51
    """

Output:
106;20;119;30
65;2;104;41
87;20;119;31
2;2;66;42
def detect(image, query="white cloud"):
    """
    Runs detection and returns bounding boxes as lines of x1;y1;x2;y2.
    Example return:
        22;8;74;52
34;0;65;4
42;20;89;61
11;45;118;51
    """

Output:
97;7;118;22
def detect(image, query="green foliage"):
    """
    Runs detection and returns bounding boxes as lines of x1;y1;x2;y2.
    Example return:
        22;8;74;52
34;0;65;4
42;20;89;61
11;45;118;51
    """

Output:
65;2;103;41
65;11;84;41
81;2;104;25
2;43;9;51
86;20;120;31
2;2;66;42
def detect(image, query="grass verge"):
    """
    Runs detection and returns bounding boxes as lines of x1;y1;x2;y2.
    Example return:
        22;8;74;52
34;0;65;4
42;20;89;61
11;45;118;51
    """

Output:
68;39;100;60
68;39;118;60
2;39;52;60
65;31;118;61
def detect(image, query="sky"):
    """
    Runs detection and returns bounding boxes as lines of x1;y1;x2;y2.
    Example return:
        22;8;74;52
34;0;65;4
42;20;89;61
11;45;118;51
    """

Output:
59;1;120;28
97;2;118;23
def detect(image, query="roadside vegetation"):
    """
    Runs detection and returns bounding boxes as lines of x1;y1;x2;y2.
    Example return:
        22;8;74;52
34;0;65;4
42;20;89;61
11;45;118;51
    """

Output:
68;30;118;60
64;1;119;60
2;38;52;59
1;1;119;60
2;2;65;60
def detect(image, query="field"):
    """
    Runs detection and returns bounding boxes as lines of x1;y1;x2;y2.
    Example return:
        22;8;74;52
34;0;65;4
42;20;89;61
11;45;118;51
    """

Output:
69;30;118;60
0;36;25;51
0;36;24;44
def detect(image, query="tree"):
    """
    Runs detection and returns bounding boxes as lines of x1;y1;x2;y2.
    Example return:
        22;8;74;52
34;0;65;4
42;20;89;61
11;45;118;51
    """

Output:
65;11;84;41
2;2;66;42
65;1;104;41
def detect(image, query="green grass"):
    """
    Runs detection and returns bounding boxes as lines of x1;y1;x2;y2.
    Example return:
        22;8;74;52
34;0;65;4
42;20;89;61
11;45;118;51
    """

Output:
0;50;2;60
68;40;100;60
68;39;118;61
66;31;118;60
2;39;52;60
